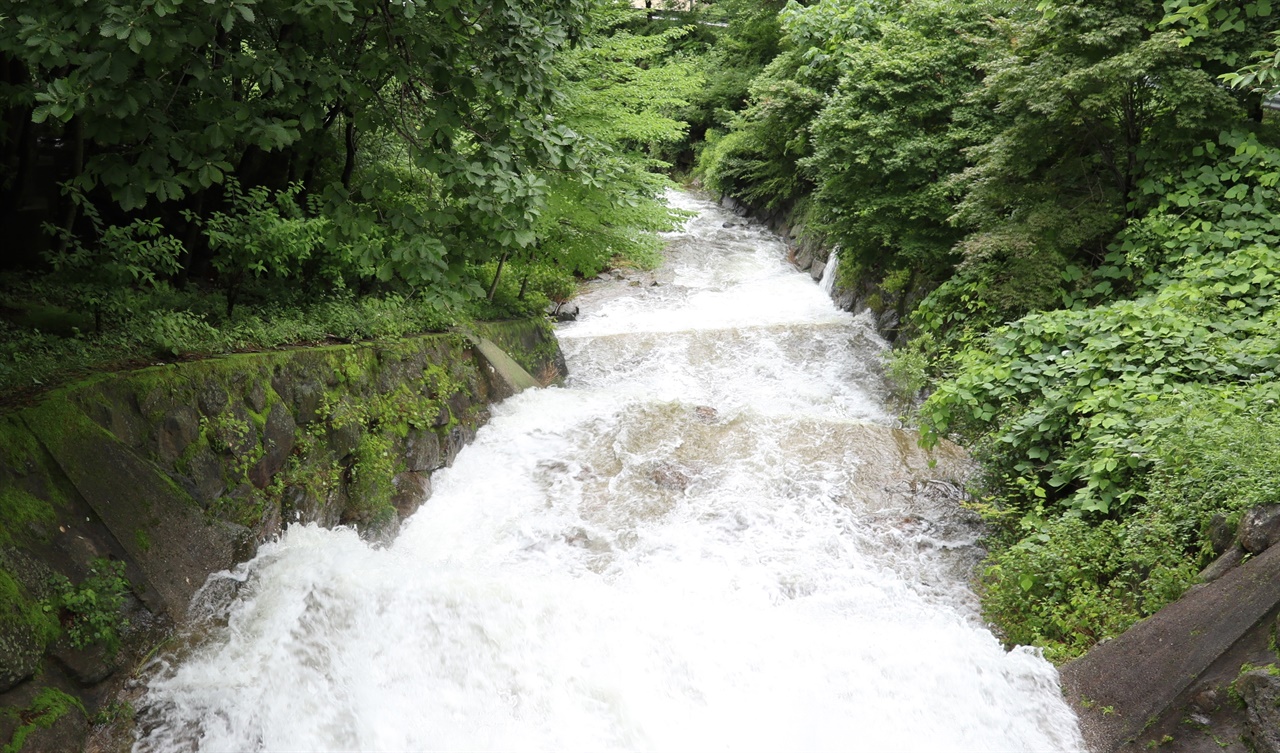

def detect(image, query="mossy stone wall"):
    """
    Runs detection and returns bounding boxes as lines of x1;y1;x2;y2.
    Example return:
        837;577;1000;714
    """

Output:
0;319;563;752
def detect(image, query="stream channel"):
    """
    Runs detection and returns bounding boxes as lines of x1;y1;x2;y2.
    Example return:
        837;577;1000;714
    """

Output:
132;191;1085;752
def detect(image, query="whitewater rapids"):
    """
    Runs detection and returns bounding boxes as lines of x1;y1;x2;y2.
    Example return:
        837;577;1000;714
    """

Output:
133;191;1084;752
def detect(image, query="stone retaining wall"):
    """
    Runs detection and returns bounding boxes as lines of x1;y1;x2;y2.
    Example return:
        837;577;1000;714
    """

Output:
0;320;563;752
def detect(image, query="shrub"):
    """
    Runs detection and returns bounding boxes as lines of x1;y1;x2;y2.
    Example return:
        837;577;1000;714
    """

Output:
46;558;131;654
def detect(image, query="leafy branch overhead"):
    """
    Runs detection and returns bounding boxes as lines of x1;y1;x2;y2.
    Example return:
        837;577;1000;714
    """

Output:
2;0;593;291
0;0;694;391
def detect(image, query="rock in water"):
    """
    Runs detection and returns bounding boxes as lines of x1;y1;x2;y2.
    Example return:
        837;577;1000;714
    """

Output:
548;303;579;322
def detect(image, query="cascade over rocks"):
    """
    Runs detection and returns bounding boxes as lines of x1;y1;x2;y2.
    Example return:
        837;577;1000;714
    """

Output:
123;189;1084;753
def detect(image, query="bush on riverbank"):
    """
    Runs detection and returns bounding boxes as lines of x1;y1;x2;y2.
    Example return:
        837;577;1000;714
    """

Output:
0;1;696;402
687;0;1280;660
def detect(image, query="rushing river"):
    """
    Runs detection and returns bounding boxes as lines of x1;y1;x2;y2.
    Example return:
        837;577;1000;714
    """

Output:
134;192;1084;752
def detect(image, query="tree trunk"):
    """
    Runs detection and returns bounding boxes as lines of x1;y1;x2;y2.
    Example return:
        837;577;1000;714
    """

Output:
57;116;85;253
342;115;357;190
487;250;511;301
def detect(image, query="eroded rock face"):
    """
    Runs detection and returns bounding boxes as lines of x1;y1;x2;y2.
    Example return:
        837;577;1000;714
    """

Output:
248;403;296;489
1238;669;1280;753
404;429;443;473
391;472;431;520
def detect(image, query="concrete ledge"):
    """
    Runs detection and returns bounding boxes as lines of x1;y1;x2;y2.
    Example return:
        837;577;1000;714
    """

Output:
1061;543;1280;752
471;336;542;399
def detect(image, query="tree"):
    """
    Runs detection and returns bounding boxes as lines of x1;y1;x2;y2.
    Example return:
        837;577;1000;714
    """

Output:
0;0;590;296
804;0;1004;292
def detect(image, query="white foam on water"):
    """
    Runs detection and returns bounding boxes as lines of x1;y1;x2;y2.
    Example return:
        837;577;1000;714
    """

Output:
133;191;1084;753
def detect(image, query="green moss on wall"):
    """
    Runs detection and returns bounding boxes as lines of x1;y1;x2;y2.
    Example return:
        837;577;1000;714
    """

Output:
1;688;85;753
0;412;73;549
345;432;398;536
0;489;55;552
0;568;58;656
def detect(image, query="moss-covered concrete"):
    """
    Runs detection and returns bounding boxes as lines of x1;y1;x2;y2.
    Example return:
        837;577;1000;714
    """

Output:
0;321;564;752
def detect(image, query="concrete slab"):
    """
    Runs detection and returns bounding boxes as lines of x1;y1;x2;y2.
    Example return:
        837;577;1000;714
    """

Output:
23;400;242;616
471;337;541;400
1061;543;1280;752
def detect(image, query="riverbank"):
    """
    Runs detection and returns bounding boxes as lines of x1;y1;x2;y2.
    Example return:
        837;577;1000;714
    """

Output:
0;320;563;752
741;186;1280;752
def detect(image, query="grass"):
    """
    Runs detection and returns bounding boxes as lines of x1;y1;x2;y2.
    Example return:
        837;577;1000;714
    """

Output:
0;275;462;405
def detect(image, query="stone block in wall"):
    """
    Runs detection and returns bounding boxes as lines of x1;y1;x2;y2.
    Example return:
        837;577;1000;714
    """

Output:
403;429;442;473
248;403;296;489
197;380;229;415
326;419;361;460
80;385;148;450
1240;504;1280;554
392;472;431;520
156;406;200;465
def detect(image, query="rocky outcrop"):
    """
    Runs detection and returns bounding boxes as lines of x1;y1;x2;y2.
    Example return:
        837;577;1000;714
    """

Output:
0;320;563;752
1063;503;1280;753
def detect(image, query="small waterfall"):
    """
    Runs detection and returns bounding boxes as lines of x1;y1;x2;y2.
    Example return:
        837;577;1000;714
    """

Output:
819;248;839;295
132;191;1083;753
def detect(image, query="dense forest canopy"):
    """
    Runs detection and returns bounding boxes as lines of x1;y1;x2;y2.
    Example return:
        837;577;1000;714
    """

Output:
691;0;1280;660
0;0;695;388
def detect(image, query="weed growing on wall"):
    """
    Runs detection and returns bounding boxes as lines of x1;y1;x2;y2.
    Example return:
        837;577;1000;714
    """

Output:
46;558;131;654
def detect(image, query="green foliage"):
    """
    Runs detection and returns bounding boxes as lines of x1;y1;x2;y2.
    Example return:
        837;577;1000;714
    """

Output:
909;230;1071;366
982;387;1280;662
923;132;1280;518
697;57;824;208
804;0;1002;282
923;242;1280;517
921;132;1280;659
1;688;85;753
1144;386;1280;539
192;180;327;316
1;0;598;304
1164;0;1280;92
0;0;699;400
477;2;696;302
45;558;130;654
45;208;183;293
